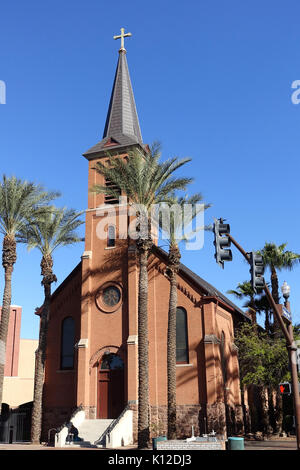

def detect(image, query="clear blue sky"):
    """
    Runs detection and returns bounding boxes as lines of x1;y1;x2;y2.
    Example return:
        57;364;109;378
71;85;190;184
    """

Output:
1;0;300;338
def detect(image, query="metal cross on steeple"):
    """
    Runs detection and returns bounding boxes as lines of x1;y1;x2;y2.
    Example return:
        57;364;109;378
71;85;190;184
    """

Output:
113;27;132;52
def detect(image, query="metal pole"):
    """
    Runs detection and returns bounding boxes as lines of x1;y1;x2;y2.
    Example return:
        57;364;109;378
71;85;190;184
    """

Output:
226;233;250;263
284;299;300;450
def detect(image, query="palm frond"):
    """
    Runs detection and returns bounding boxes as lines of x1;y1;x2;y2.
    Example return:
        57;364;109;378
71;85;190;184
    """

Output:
18;206;84;256
0;175;60;238
91;144;194;214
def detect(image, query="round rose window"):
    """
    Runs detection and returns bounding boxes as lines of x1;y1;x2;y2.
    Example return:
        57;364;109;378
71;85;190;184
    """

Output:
102;285;121;307
96;282;122;313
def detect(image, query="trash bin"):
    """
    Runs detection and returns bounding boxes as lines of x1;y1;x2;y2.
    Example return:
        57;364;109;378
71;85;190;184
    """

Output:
227;437;244;450
152;436;167;450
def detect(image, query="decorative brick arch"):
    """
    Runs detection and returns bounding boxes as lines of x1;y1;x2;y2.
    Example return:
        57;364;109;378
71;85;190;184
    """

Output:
89;345;122;374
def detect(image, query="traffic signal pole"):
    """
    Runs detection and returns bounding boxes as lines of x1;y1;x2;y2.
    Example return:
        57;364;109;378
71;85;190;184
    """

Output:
224;232;300;449
287;321;300;450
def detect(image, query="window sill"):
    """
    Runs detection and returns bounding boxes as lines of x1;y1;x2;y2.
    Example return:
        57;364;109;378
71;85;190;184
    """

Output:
176;363;193;367
105;246;116;250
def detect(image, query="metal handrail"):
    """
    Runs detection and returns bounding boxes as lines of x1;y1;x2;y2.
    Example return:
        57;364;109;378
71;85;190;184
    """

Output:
94;404;130;446
47;428;57;446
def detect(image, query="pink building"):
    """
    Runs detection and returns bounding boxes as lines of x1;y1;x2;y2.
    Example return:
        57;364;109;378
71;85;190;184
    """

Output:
0;306;22;377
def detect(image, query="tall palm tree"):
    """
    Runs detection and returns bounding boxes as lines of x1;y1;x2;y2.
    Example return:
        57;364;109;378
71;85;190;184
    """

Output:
91;143;193;448
259;243;300;304
19;207;84;444
159;194;210;439
0;175;58;413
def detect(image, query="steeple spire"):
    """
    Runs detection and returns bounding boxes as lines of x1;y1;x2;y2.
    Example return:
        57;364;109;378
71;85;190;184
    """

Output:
83;29;144;160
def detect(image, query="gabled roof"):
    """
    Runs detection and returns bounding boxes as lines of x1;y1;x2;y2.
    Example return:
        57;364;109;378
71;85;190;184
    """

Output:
83;50;144;160
50;261;82;302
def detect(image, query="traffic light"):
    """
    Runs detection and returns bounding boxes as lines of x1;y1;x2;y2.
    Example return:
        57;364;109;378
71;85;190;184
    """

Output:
213;218;232;269
279;382;291;395
249;251;265;292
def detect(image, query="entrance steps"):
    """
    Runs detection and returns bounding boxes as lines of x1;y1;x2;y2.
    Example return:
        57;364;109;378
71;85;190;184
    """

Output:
65;419;113;448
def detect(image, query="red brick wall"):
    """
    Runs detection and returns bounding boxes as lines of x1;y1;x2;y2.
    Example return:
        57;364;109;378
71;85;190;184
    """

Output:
43;265;82;410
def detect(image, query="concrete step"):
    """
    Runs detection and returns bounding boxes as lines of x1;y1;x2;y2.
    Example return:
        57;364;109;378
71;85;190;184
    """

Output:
74;419;114;446
64;441;98;449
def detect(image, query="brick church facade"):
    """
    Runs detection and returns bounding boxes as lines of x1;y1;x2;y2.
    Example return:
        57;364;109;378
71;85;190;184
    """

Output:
41;35;249;442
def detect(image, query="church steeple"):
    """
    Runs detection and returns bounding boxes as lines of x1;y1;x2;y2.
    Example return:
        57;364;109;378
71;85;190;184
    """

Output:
83;29;144;160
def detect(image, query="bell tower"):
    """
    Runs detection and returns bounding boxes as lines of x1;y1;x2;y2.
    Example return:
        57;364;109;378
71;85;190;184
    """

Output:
77;29;144;418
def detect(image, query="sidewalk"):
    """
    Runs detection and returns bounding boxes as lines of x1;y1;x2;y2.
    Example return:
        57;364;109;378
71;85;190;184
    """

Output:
0;443;138;451
0;439;297;451
245;439;297;450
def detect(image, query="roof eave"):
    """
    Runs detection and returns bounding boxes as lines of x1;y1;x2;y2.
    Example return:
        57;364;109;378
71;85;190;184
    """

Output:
82;142;147;161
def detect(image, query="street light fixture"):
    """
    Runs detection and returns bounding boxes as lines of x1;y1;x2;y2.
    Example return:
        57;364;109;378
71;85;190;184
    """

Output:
281;281;291;301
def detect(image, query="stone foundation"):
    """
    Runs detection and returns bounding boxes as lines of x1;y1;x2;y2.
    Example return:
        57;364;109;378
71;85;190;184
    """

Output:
127;402;243;443
42;406;77;443
42;401;244;445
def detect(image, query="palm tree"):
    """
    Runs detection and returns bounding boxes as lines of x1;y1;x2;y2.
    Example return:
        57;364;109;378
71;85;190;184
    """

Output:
159;194;210;439
227;281;257;324
91;143;193;448
19;207;83;443
259;243;300;304
0;175;58;413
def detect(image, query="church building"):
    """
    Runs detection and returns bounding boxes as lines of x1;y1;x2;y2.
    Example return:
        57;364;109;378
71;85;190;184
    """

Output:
41;30;249;444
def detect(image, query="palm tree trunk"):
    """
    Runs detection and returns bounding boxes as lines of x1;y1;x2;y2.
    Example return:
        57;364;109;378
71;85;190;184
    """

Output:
259;386;269;435
166;243;181;440
31;255;56;444
270;266;281;337
137;239;151;448
264;309;271;336
270;266;280;304
167;270;177;439
274;390;283;435
249;297;257;331
0;235;16;413
267;386;276;433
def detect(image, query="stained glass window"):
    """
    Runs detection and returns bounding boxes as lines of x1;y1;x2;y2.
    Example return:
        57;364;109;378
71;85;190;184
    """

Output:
61;317;75;369
102;285;121;307
176;307;189;363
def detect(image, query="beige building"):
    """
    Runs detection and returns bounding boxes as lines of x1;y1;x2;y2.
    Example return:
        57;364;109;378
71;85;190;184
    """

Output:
3;338;38;408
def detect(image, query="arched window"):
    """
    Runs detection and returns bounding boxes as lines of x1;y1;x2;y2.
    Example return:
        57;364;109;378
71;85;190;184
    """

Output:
107;225;116;247
61;317;75;370
176;307;189;363
100;353;124;370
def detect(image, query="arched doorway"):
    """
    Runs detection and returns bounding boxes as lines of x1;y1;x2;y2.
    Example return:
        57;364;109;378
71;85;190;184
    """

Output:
97;353;125;419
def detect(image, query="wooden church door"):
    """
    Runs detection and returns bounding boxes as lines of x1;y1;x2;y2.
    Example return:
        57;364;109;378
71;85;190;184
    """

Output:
97;353;125;419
